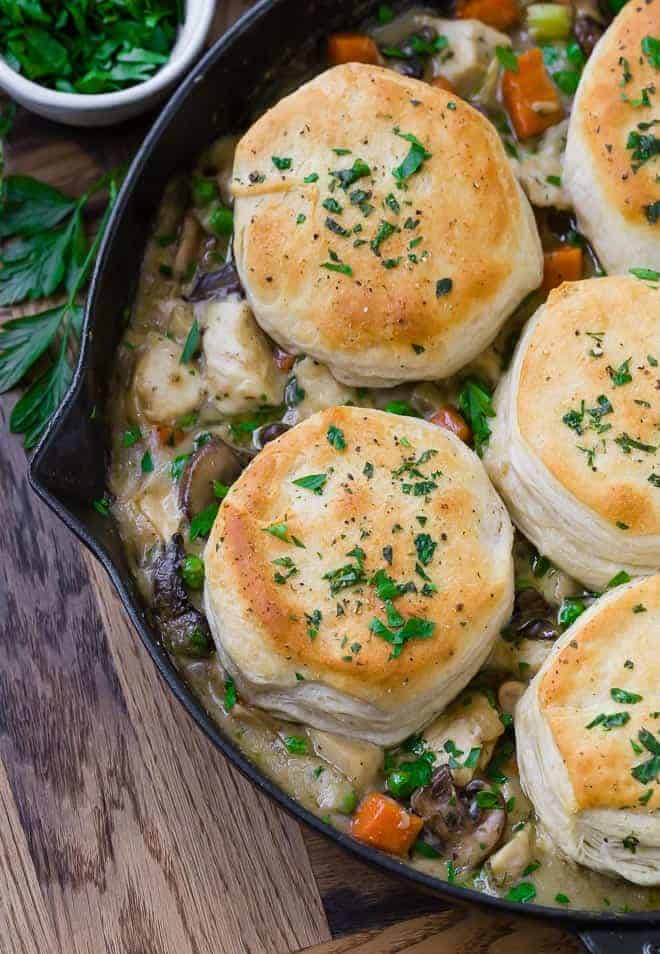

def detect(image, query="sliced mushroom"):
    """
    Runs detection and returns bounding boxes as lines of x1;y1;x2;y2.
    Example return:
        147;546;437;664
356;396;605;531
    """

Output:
151;534;214;657
411;766;506;869
178;437;244;518
173;213;202;278
185;260;243;302
502;587;560;642
574;14;604;57
252;421;290;450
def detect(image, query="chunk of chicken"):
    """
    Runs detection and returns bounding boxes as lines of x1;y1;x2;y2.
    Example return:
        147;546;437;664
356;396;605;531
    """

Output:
200;299;284;415
423;691;504;786
510;119;570;209
285;357;357;424
134;333;205;424
428;17;511;97
309;730;382;792
488;826;534;885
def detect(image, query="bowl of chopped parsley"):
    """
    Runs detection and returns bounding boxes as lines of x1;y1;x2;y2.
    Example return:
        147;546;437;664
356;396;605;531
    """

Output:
0;0;215;126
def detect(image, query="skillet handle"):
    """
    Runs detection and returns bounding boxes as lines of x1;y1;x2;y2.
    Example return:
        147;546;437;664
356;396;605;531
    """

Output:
579;928;660;954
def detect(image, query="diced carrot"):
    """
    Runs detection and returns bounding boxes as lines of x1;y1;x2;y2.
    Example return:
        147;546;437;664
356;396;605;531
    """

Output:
542;246;583;293
430;405;472;444
156;426;185;447
351;793;424;857
328;33;380;67
430;74;457;95
456;0;519;30
273;347;295;373
502;48;563;140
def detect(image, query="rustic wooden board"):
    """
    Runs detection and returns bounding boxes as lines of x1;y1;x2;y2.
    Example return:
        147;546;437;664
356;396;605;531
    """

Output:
0;3;581;952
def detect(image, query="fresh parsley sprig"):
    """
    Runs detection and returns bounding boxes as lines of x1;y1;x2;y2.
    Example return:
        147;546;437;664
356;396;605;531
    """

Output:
0;164;123;447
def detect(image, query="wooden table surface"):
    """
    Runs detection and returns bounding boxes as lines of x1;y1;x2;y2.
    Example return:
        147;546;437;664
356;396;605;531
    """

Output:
0;4;583;952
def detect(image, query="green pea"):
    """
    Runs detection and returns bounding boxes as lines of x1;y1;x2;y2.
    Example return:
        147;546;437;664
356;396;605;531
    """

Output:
191;175;219;206
209;205;234;236
181;554;205;590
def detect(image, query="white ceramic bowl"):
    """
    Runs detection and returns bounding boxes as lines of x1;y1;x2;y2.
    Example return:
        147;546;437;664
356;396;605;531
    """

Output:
0;0;216;127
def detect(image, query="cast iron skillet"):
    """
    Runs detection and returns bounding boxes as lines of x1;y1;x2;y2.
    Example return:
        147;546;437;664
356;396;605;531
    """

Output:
28;1;660;950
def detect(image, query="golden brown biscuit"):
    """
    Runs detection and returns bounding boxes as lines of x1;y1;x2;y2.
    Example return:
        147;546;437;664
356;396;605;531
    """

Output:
517;574;660;885
485;277;660;590
204;406;514;744
231;63;542;387
564;0;660;274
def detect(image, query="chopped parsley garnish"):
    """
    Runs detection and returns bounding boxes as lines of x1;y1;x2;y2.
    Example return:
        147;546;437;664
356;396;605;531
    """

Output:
321;257;353;277
272;555;298;584
384;399;420;417
296;213;306;225
558;597;586;629
631;728;660;785
414;533;437;566
630;267;660;281
586;712;630;730
611;688;643;704
93;493;111;517
282;735;308;755
641;35;660;69
457;378;495;457
171;454;190;480
323;548;367;594
505;883;536;904
272;156;292;170
435;277;453;297
189;503;219;541
607;358;632;387
392;128;432;183
370;219;397;255
650;474;660;487
363;461;374;479
263;522;305;546
626;130;660;170
331;158;371;191
615;432;657;454
224;677;237;711
304;173;319;183
306;608;322;640
496;46;519;72
180;319;200;363
370;615;435;659
327;425;346;450
122;425;141;447
607;570;631;588
555;894;570;905
325;217;351;237
322;197;343;214
292;473;327;494
140;450;154;473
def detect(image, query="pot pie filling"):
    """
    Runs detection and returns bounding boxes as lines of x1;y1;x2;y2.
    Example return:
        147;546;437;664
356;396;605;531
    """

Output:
107;1;660;914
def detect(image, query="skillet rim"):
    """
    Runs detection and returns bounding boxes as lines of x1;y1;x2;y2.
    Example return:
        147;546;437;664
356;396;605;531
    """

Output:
27;0;660;937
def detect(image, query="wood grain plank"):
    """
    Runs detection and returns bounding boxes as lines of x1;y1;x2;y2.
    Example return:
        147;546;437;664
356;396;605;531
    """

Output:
298;910;582;954
301;829;442;937
86;553;331;954
0;760;60;954
0;389;330;954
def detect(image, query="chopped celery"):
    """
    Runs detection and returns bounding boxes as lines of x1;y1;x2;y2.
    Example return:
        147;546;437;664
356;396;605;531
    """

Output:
527;4;572;41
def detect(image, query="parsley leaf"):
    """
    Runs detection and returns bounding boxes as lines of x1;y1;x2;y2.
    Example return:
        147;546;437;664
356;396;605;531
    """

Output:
457;378;495;457
292;473;327;494
327;425;347;450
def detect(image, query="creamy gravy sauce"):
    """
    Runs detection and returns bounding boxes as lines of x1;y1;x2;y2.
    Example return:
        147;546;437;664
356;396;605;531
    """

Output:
107;4;656;914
